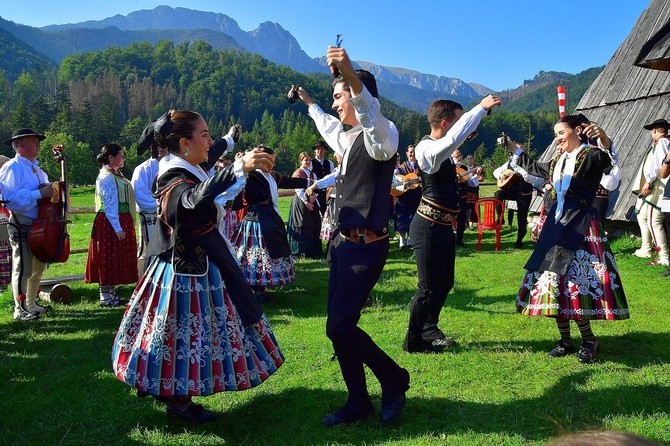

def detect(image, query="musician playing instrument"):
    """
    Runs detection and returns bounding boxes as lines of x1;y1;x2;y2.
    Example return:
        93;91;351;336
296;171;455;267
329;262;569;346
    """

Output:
453;150;482;246
493;138;539;248
0;128;55;320
393;144;421;249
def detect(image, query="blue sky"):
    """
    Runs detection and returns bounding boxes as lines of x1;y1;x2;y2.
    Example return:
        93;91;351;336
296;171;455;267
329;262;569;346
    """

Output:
0;0;651;91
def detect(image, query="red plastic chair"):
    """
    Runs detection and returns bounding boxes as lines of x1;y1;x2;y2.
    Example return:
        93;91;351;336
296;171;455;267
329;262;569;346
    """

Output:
474;198;505;251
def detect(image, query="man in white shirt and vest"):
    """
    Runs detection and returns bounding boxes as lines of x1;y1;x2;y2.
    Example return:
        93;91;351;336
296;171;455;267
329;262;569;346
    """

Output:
0;128;55;321
310;140;335;215
632;118;669;266
131;124;168;276
293;46;409;426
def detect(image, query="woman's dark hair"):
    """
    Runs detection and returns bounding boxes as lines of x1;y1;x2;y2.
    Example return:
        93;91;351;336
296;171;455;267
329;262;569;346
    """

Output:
557;115;588;143
96;143;123;165
153;109;203;154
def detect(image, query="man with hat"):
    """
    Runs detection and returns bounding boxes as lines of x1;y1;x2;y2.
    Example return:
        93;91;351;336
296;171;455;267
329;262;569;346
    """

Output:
631;118;670;266
130;123;168;276
0;128;55;320
310;140;335;216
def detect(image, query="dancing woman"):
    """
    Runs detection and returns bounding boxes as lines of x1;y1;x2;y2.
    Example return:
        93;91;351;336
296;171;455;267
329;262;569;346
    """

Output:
511;115;629;363
112;110;283;423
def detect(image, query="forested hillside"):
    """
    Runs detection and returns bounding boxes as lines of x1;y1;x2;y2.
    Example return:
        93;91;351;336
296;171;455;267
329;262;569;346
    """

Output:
1;40;584;184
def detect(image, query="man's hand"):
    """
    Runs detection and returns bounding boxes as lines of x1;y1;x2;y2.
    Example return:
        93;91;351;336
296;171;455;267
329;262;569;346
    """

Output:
241;149;274;174
326;46;360;95
305;184;318;196
116;230;126;241
640;182;652;197
38;183;55;199
480;94;502;112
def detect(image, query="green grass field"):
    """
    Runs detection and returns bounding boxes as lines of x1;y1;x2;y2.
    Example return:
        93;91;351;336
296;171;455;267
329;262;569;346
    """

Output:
1;186;669;445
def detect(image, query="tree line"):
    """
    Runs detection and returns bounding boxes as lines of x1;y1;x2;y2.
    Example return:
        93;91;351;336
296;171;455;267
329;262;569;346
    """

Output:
0;40;565;184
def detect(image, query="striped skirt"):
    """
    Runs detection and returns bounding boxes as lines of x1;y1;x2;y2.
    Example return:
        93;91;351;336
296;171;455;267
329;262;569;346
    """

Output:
232;219;295;287
516;219;629;320
112;258;284;396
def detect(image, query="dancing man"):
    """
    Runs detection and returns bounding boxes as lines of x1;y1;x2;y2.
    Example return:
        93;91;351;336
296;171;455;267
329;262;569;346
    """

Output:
294;46;409;425
404;96;501;353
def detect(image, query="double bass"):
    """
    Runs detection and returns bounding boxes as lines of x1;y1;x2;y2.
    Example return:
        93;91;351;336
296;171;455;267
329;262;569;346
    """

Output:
28;145;70;263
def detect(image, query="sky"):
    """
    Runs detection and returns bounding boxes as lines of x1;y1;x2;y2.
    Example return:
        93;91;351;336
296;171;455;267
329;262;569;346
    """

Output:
0;0;652;91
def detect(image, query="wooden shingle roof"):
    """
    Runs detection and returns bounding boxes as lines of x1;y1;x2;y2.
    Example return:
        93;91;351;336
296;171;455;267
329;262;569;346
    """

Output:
531;0;670;223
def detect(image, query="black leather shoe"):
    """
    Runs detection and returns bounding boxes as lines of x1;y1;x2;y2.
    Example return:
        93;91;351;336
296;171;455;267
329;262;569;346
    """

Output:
577;340;599;364
167;402;218;423
514;241;524;249
321;403;374;427
549;340;574;357
381;368;410;424
660;268;670;277
403;336;453;354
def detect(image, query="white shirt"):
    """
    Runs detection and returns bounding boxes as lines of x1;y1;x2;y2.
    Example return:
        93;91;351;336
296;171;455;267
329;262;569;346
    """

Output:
131;158;159;213
647;137;670;184
308;85;398;175
315;168;339;189
415;105;487;174
552;144;587;222
0;154;49;219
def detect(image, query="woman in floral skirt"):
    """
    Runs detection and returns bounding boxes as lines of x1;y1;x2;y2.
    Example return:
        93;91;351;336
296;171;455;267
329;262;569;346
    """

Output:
506;115;628;363
112;110;283;423
231;146;311;302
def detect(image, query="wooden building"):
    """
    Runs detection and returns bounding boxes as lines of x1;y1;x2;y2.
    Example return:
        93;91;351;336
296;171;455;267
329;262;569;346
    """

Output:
530;0;670;226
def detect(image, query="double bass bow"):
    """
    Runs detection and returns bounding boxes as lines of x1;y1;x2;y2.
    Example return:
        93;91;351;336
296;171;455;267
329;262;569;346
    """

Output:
28;144;70;263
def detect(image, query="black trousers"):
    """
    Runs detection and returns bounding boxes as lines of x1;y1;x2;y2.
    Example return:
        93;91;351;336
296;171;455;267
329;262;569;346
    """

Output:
406;215;456;347
326;233;403;405
494;189;532;244
456;196;468;244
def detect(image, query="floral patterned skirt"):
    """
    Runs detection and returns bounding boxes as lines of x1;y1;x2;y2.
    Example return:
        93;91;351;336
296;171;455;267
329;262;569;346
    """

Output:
112;258;284;396
232;219;295;287
516;219;629;320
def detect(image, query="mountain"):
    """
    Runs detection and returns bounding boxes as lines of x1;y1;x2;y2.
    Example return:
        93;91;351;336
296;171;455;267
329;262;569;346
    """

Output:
468;83;496;96
498;70;574;104
502;67;604;114
0;6;600;114
354;61;482;112
39;5;324;73
0;22;55;81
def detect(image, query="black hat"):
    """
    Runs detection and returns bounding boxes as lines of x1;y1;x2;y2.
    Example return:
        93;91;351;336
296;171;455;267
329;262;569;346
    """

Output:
137;123;156;155
312;140;327;150
3;128;46;147
643;118;670;130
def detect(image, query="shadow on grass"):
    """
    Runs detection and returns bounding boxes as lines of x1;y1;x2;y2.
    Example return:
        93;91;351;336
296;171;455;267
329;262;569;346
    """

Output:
108;372;669;445
468;331;670;368
1;291;668;444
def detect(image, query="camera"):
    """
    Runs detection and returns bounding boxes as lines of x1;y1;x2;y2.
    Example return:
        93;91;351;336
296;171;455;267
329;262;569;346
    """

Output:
288;85;301;103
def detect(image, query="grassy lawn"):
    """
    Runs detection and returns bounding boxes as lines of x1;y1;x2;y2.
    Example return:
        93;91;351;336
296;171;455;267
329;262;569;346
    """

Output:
1;187;669;445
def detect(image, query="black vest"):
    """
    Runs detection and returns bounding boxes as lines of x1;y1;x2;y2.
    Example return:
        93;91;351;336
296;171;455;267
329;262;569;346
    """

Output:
419;140;459;210
335;132;396;231
312;158;332;179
